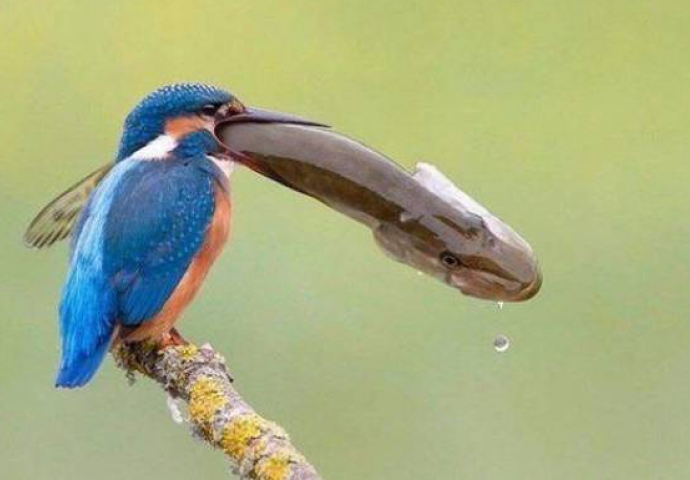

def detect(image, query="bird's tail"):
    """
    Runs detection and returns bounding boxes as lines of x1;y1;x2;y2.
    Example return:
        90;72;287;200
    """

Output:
56;270;117;389
55;337;111;388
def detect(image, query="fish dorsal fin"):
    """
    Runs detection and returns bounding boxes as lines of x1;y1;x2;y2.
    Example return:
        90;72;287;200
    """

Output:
412;162;490;216
24;164;113;249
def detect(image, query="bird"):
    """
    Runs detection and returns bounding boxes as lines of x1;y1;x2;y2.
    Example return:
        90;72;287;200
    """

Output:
51;83;318;388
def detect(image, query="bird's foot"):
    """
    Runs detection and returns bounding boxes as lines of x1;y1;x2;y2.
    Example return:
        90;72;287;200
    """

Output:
159;328;188;349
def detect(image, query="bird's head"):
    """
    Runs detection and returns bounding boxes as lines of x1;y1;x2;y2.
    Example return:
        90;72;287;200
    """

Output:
116;83;321;162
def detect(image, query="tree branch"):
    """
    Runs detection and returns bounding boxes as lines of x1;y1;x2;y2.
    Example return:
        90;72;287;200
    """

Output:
113;341;322;480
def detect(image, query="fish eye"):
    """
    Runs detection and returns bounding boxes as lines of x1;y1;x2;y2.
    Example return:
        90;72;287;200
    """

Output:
200;103;220;116
439;251;461;269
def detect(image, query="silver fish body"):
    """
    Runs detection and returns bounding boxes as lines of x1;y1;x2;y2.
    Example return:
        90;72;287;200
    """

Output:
219;123;541;302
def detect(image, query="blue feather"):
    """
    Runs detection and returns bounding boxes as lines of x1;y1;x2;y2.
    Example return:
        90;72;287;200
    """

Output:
56;156;218;387
116;84;233;160
105;159;216;324
56;162;132;388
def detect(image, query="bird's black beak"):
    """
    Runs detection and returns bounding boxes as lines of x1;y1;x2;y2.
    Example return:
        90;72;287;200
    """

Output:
216;107;327;128
214;107;327;163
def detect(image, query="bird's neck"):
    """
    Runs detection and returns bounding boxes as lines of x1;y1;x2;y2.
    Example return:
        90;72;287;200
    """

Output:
171;131;222;159
116;120;165;161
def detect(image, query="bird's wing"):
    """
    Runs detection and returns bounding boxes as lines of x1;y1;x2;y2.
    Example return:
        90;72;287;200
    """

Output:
101;159;217;324
24;163;112;248
57;159;217;386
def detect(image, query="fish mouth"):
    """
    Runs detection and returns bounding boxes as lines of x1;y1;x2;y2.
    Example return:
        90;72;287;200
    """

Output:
450;265;542;302
375;223;543;302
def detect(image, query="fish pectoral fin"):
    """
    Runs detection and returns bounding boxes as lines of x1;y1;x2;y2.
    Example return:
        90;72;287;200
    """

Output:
24;163;113;249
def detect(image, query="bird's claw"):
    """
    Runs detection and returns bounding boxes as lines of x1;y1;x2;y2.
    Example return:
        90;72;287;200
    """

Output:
159;328;188;349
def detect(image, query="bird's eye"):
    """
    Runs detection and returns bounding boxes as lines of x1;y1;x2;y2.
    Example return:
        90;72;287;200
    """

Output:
200;103;220;116
439;251;462;269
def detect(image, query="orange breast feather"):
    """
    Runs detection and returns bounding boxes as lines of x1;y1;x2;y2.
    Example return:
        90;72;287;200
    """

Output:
126;186;231;341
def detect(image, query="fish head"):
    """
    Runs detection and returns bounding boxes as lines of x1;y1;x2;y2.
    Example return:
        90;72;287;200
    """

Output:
374;163;542;302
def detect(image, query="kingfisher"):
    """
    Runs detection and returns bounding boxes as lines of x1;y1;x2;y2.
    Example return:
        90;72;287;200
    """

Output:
40;83;319;388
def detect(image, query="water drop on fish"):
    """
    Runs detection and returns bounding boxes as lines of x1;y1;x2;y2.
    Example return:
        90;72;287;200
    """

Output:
493;334;510;353
167;395;186;424
497;301;504;310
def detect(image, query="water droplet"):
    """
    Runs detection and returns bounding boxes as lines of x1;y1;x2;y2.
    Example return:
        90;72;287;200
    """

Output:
167;395;186;424
417;271;424;276
493;334;510;353
497;301;504;310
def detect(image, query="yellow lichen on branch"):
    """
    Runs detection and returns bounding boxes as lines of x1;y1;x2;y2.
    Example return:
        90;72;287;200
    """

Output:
223;414;264;458
188;377;228;430
113;341;322;480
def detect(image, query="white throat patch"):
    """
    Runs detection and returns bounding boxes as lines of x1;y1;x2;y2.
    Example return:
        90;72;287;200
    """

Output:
131;135;178;160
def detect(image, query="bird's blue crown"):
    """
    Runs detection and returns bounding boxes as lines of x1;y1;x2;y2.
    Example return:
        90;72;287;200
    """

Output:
116;83;233;161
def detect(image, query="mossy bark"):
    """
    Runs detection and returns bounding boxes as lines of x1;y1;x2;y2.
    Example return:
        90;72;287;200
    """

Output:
114;342;321;480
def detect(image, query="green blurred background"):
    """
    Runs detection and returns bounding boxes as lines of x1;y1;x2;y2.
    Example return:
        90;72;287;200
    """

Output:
1;1;689;479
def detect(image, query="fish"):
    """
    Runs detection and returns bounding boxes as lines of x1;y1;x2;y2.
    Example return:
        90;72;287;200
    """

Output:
219;123;542;302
